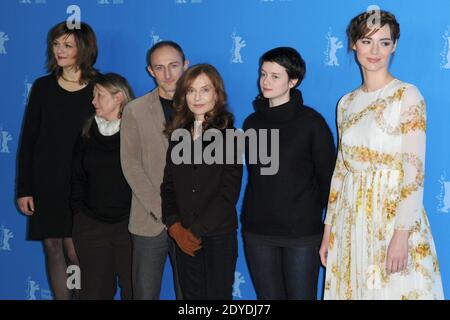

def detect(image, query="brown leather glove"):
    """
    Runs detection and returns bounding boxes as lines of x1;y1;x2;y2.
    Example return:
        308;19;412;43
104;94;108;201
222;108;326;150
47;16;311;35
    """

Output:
169;222;202;257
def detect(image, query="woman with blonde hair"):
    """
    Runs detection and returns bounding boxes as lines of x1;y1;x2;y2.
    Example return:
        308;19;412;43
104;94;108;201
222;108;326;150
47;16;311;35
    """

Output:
71;73;135;299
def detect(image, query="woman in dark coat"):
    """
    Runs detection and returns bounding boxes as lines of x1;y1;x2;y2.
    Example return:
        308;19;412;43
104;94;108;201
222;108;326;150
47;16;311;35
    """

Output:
161;64;243;300
241;47;336;300
71;73;135;299
16;21;98;299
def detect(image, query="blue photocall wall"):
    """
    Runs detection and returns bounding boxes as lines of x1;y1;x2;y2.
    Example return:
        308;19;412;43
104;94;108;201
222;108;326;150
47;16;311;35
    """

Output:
0;0;449;300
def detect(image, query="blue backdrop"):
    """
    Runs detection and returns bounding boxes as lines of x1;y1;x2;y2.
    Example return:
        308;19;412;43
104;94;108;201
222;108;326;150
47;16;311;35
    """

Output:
0;0;449;300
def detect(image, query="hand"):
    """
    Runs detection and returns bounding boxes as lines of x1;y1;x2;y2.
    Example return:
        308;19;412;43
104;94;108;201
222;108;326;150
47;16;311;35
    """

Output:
169;222;202;257
319;224;332;267
386;229;409;274
17;196;35;216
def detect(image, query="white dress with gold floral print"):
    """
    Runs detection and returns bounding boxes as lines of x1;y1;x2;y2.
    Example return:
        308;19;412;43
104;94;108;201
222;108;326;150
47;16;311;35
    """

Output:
323;79;444;300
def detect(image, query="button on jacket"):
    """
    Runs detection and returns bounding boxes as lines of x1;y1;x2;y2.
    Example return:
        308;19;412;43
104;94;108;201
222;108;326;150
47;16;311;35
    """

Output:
161;129;243;238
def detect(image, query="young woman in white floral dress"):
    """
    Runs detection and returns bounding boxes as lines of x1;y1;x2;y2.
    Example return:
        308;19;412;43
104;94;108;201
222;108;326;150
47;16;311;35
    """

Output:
319;10;444;300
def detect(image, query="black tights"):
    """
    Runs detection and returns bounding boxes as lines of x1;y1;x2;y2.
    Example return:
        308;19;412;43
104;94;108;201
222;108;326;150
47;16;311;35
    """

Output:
43;238;79;300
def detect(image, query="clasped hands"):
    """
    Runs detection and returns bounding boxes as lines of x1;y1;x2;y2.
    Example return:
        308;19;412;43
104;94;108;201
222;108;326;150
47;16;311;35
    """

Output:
169;222;202;257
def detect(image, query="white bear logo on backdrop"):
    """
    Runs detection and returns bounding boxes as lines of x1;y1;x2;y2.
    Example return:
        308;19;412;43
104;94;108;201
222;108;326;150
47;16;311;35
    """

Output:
0;32;9;55
437;172;450;213
0;127;13;154
151;30;162;45
440;26;450;69
260;0;293;3
19;0;46;4
0;225;13;251
232;271;246;299
26;277;40;300
231;32;246;64
98;0;124;5
175;0;203;4
324;29;343;67
25;277;52;300
23;77;33;105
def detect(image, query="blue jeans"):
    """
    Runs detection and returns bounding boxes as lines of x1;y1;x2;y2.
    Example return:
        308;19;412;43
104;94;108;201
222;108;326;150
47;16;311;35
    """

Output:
132;230;183;300
244;235;320;300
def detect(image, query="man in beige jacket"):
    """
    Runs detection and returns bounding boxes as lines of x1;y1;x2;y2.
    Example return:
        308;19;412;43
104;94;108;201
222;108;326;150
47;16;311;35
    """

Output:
120;41;188;299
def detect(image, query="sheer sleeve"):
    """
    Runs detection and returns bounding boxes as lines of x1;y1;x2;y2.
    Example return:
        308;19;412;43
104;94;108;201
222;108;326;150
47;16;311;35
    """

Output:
324;98;348;225
394;85;426;230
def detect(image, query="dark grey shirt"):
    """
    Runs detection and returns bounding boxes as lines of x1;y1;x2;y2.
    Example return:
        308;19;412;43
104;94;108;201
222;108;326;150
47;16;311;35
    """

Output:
159;96;173;122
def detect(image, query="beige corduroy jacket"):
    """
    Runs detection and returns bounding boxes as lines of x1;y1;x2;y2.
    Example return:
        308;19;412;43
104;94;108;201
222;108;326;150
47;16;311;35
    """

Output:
120;88;169;236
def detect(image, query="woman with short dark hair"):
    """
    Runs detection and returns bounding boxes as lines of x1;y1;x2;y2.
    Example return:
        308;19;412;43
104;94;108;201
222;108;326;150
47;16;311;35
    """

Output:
16;21;98;300
319;10;443;300
241;47;336;300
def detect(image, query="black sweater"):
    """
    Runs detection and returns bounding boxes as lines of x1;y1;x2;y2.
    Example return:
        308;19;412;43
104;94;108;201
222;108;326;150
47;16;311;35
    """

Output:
70;120;131;223
241;90;336;237
161;128;243;238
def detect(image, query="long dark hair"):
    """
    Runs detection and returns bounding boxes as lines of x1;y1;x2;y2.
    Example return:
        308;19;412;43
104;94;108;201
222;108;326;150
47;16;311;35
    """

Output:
164;64;234;136
46;21;98;84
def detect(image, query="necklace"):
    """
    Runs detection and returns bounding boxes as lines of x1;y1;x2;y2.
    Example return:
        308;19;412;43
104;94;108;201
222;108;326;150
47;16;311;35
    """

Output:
61;74;80;83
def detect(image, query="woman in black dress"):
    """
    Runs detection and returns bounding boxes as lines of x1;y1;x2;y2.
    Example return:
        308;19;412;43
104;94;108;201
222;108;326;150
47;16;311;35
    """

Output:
16;21;98;300
161;64;243;299
70;73;135;299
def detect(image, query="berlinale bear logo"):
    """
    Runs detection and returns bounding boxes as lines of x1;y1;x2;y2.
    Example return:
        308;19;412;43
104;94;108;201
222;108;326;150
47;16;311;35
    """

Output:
0;32;9;55
0;128;12;154
324;30;343;67
437;173;450;213
232;271;246;298
26;277;53;300
151;30;162;45
440;27;450;69
231;32;246;64
0;225;13;251
26;277;40;300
